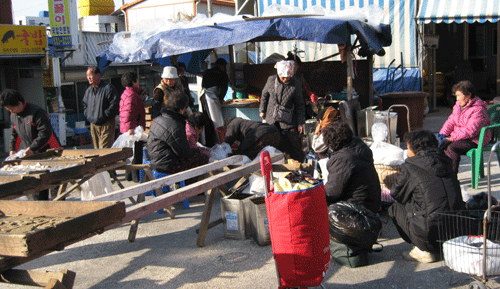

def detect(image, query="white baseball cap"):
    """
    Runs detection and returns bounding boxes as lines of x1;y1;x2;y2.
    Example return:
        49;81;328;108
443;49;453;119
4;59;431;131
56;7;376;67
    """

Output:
161;66;178;79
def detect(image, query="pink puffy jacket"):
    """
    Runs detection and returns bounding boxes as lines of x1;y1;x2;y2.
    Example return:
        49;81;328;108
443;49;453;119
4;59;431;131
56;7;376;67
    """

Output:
439;96;491;146
119;86;146;133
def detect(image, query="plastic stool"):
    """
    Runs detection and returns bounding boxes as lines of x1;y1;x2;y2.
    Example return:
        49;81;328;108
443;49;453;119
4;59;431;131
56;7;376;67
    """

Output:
138;162;190;212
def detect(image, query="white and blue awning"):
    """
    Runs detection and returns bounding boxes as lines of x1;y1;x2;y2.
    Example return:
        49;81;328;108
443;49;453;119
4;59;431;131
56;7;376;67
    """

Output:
416;0;500;24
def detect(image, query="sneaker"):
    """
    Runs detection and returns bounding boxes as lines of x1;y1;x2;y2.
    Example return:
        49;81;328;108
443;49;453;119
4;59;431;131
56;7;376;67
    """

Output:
402;246;439;263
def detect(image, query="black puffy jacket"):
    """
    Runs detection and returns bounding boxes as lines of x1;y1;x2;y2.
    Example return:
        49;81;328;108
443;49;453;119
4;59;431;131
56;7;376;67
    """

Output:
389;148;464;251
325;137;381;213
147;108;193;173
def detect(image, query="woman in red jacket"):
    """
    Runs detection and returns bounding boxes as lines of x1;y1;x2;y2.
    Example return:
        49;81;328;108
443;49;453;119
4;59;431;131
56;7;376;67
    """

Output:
120;71;146;182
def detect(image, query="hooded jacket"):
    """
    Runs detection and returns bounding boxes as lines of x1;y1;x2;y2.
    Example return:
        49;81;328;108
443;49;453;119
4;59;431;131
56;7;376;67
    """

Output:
259;75;305;130
439;96;491;146
389;148;464;252
119;86;146;133
325;137;381;213
147;108;193;173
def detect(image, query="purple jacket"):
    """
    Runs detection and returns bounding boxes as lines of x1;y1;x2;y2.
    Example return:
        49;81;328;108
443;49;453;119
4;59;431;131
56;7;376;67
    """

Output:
439;96;491;146
120;86;146;133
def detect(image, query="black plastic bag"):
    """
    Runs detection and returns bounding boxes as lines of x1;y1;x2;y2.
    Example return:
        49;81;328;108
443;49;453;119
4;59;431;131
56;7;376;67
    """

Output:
465;192;498;211
328;201;382;251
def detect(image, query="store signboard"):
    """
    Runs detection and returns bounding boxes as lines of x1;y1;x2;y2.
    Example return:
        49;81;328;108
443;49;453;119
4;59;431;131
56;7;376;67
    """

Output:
49;0;72;47
0;25;47;54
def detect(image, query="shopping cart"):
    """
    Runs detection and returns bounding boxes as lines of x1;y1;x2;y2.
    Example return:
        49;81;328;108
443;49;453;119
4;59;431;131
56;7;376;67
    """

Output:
437;141;500;289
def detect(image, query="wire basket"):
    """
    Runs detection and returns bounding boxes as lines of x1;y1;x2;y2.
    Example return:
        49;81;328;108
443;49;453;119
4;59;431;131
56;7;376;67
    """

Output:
374;164;401;190
438;210;500;281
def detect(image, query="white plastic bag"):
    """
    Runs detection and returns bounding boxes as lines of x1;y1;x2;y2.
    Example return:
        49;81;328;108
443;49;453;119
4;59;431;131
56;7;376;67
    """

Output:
252;146;284;164
209;142;232;162
318;158;330;185
242;173;266;196
80;172;114;200
370;141;404;166
443;235;500;276
112;126;147;149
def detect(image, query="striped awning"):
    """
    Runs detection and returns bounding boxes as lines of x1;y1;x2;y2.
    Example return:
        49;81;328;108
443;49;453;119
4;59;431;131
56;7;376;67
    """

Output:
416;0;500;24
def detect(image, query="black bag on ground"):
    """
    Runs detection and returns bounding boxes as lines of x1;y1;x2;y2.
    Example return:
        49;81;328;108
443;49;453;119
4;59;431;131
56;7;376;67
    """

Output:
328;201;382;251
330;239;369;268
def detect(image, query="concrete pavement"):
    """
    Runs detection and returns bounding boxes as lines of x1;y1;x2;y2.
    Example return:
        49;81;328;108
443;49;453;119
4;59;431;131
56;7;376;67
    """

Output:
4;106;500;289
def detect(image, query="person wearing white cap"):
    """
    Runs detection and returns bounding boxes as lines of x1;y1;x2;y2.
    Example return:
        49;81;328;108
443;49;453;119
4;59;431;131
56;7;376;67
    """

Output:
259;60;305;162
152;66;189;118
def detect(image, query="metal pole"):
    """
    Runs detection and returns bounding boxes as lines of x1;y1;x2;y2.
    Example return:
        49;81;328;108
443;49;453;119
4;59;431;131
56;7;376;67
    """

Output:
432;47;437;111
207;0;213;17
347;46;353;101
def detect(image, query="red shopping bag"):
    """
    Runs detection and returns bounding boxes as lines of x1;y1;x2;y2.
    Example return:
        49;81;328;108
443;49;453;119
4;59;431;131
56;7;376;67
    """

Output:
260;150;330;288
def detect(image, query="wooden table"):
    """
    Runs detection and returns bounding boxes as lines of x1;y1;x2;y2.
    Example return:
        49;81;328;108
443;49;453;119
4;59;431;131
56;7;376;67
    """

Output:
0;148;133;201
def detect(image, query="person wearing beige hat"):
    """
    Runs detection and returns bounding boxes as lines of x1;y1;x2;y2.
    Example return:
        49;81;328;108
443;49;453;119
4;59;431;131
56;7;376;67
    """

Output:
152;66;190;118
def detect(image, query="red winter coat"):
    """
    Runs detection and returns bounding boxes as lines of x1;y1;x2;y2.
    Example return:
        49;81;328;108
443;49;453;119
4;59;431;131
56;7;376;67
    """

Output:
119;86;146;134
439;96;491;146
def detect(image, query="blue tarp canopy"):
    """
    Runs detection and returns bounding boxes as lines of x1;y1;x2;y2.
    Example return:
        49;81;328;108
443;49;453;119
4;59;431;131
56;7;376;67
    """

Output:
97;16;391;71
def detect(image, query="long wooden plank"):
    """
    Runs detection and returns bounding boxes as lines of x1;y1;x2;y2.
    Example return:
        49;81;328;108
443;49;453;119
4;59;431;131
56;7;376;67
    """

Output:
0;201;120;217
92;155;243;202
121;153;283;224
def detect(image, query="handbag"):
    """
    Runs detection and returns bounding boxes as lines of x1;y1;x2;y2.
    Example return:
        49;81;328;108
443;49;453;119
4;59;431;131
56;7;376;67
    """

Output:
274;104;293;124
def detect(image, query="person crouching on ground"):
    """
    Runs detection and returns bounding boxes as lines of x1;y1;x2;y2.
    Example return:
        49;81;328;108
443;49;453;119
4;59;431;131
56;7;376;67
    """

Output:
147;90;209;182
322;121;381;213
389;130;464;263
223;117;281;160
186;111;210;156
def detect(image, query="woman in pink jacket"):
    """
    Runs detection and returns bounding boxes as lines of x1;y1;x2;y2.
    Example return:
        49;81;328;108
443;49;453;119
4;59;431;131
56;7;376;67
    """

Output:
439;80;491;173
120;71;146;182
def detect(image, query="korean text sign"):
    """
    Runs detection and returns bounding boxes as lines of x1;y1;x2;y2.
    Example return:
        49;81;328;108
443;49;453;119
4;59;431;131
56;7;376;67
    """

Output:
0;25;47;54
49;0;72;47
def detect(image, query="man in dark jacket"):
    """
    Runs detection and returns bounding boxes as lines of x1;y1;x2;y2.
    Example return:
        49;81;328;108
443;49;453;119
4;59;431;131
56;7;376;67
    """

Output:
83;66;120;149
223;117;281;160
147;90;208;178
322;121;381;213
389;130;464;263
1;89;61;200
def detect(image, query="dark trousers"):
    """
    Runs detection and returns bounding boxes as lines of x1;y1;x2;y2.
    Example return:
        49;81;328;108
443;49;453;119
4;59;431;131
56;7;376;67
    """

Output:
278;128;304;162
442;139;477;173
125;141;144;182
388;202;440;253
157;148;209;184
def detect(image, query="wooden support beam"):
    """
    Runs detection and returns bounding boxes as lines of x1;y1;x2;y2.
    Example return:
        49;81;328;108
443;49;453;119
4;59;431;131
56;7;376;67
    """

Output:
53;176;92;201
196;187;218;247
93;155;243;202
121;153;283;224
